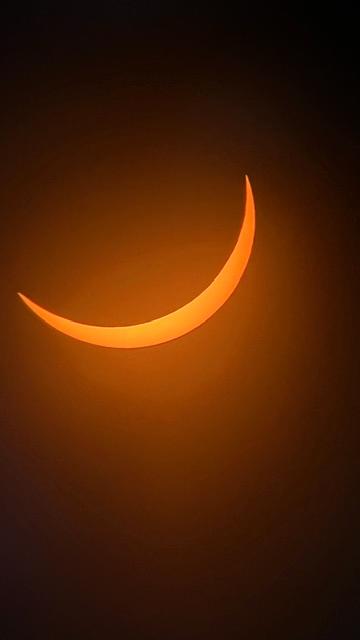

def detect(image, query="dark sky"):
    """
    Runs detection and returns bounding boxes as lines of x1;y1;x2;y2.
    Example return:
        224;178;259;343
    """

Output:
1;5;358;639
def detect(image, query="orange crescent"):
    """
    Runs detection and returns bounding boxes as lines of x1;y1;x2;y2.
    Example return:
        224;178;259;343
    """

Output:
18;176;255;348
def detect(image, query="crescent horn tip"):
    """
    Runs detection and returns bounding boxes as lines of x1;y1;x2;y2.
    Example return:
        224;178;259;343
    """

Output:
17;292;32;308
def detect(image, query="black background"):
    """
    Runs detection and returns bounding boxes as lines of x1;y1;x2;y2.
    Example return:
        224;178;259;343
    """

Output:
1;5;358;638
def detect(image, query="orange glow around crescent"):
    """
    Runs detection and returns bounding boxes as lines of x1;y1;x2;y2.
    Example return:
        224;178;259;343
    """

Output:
18;176;255;348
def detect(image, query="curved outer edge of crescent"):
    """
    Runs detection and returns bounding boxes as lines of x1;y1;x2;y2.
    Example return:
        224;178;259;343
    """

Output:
18;176;255;348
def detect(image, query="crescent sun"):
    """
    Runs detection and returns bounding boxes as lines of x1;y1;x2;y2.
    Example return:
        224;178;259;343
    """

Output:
18;176;255;348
